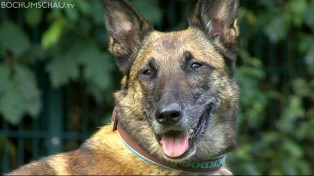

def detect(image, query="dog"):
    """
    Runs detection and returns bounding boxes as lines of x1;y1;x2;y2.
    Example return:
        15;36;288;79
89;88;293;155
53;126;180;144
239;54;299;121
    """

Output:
8;0;239;175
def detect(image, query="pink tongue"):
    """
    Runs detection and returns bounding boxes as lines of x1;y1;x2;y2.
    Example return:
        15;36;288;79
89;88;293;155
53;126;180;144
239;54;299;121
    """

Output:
160;131;189;158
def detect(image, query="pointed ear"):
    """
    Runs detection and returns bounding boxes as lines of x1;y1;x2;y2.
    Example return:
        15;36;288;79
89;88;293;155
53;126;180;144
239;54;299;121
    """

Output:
104;0;153;74
190;0;239;50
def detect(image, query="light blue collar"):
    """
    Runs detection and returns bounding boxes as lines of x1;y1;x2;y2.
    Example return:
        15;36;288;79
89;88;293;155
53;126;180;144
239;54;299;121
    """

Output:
118;128;227;173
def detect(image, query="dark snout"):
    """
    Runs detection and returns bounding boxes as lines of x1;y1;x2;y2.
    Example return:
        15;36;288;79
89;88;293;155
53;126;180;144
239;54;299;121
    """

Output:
155;77;187;126
156;103;182;125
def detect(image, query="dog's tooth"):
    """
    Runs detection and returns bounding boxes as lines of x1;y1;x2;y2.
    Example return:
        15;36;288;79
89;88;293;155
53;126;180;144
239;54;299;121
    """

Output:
189;129;194;134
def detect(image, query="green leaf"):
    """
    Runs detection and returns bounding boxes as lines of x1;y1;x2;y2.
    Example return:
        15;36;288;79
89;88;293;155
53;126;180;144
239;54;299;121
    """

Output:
297;160;312;175
75;0;90;16
90;0;104;24
82;52;113;89
264;14;289;43
0;84;25;125
131;0;162;24
25;8;42;27
41;20;63;49
258;1;276;9
261;132;279;144
22;44;46;64
14;65;41;117
304;47;314;75
0;64;41;124
46;56;80;88
289;0;307;14
75;42;114;103
288;0;307;26
281;160;297;175
286;95;305;119
65;8;79;22
243;162;261;175
279;95;305;133
304;7;314;28
244;9;257;25
84;53;114;103
0;21;30;56
0;64;10;93
292;79;312;96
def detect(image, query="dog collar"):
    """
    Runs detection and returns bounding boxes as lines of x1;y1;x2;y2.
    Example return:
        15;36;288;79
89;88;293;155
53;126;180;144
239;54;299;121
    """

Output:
112;109;227;173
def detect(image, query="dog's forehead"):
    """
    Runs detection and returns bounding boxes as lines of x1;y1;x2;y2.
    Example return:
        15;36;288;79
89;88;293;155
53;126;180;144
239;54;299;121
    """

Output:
136;28;225;68
147;28;211;52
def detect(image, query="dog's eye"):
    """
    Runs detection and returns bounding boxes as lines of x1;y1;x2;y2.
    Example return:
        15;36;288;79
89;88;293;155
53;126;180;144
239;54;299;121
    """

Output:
141;69;153;77
190;62;203;70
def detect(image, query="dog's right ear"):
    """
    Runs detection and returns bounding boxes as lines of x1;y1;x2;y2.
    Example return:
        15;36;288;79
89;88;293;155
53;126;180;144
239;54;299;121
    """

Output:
104;0;153;74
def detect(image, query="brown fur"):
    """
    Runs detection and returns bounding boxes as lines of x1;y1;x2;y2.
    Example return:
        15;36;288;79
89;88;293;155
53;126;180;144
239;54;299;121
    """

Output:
8;0;239;175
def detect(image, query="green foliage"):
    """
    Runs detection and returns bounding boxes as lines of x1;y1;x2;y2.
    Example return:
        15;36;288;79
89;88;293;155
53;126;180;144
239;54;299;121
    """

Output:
0;64;41;124
25;8;43;28
0;21;30;56
130;0;162;25
228;0;314;175
42;20;63;49
236;49;267;129
0;0;117;124
264;13;289;43
0;19;41;125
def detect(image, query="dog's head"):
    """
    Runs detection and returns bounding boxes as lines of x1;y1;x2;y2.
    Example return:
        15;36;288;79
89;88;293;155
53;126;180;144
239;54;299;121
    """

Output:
104;0;239;164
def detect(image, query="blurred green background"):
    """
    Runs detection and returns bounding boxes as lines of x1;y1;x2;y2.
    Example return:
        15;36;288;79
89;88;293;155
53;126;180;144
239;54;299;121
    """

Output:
0;0;313;175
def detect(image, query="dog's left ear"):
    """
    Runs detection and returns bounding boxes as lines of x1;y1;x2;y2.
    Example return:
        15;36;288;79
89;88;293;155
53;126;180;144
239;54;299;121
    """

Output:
190;0;239;50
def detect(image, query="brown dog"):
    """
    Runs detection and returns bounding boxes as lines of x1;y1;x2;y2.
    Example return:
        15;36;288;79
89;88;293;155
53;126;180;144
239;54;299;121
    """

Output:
8;0;239;175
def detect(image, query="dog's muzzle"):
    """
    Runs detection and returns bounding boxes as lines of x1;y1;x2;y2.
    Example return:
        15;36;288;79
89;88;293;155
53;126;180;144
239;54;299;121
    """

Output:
155;103;214;158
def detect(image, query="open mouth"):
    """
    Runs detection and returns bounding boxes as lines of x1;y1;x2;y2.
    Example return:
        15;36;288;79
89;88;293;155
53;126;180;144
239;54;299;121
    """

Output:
155;107;212;158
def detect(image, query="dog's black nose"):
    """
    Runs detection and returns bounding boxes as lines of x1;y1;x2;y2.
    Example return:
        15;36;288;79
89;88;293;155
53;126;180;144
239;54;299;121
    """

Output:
156;103;182;125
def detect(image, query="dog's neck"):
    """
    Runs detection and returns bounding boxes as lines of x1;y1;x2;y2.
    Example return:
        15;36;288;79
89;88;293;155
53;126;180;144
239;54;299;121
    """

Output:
112;109;227;174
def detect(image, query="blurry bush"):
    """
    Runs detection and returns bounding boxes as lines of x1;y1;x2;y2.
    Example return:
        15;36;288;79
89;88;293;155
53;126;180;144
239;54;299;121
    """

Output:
0;0;116;124
228;0;314;175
